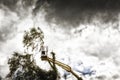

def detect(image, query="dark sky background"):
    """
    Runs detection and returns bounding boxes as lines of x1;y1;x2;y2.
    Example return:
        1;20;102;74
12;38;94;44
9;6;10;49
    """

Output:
0;0;120;27
35;0;120;27
0;0;119;44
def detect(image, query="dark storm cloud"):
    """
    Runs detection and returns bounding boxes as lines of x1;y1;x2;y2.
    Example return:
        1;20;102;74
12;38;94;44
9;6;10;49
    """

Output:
0;0;18;11
0;27;17;42
0;0;34;42
0;0;36;17
112;74;120;79
0;0;35;11
0;0;120;27
33;0;120;27
0;6;17;42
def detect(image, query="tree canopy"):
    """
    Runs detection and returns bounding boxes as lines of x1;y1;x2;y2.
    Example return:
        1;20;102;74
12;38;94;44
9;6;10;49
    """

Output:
6;27;59;80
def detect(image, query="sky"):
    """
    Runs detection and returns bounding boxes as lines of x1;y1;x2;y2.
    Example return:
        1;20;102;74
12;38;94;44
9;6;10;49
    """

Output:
0;0;120;80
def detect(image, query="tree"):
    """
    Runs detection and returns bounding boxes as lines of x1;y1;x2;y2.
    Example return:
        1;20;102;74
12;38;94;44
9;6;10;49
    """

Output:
0;76;2;80
6;27;59;80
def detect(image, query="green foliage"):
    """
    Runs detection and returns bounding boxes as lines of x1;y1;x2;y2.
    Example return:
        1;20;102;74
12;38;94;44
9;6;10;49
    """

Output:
7;52;21;77
23;27;44;50
7;52;58;80
7;27;59;80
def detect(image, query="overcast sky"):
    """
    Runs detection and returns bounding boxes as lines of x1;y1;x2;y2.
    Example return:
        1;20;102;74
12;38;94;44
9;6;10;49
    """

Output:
0;0;120;80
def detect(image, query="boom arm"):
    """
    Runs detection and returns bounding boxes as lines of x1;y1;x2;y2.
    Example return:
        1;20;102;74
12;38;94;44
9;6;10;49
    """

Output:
41;57;83;80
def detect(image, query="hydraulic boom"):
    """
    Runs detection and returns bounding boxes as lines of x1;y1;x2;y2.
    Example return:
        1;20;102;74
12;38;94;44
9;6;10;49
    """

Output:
41;57;83;80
